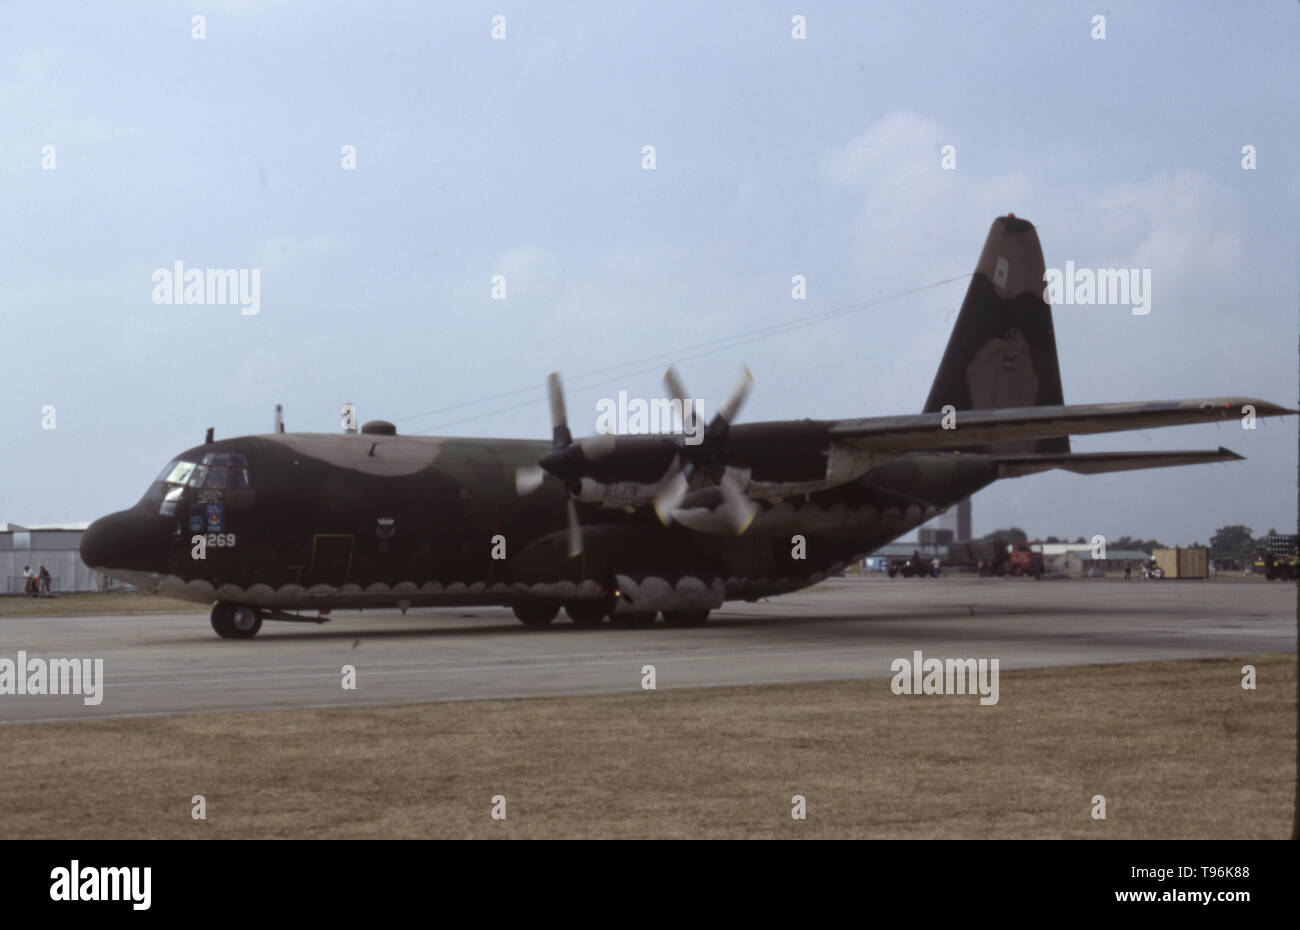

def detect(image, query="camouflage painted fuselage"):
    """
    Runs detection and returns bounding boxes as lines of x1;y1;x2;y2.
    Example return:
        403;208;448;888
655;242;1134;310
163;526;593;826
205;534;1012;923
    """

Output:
80;427;996;614
81;215;1285;620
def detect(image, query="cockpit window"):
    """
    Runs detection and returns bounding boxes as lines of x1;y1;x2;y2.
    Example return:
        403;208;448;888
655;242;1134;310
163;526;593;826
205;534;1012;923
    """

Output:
154;452;252;517
163;461;195;485
198;452;250;489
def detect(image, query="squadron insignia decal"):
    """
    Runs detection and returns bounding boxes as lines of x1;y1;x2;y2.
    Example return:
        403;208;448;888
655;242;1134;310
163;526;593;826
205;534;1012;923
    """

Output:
376;517;396;552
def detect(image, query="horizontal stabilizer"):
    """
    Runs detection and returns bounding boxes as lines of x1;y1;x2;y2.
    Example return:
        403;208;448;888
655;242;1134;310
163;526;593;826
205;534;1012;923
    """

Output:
829;397;1295;453
994;447;1244;478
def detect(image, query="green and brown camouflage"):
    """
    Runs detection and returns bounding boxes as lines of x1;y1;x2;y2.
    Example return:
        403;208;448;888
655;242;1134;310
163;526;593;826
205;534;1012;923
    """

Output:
79;216;1294;637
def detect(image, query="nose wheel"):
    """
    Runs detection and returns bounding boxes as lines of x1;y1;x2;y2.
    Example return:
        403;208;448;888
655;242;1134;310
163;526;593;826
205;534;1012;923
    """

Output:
211;602;263;639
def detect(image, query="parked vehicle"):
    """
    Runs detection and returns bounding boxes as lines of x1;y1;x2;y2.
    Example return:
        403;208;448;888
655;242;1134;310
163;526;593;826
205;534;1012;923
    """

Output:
888;551;941;578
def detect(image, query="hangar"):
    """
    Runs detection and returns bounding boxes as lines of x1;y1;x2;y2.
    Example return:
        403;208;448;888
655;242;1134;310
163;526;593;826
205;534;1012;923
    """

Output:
0;524;122;595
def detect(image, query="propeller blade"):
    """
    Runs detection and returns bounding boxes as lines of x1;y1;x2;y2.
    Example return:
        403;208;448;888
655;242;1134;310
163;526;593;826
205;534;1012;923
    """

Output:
663;366;691;407
565;498;584;558
718;470;758;535
515;465;545;496
652;465;693;526
716;366;754;425
547;372;571;448
579;432;616;460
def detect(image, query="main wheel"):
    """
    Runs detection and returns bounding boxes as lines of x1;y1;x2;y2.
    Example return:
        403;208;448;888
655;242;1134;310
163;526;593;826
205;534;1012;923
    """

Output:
663;610;709;628
565;600;611;627
513;602;560;626
211;602;262;639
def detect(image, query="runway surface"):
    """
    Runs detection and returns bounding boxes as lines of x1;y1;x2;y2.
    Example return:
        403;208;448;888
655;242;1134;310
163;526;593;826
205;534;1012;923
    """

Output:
0;578;1294;723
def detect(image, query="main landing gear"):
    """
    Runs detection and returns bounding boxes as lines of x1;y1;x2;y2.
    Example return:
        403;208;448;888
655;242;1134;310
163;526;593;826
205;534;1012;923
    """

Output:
512;601;561;626
211;602;263;639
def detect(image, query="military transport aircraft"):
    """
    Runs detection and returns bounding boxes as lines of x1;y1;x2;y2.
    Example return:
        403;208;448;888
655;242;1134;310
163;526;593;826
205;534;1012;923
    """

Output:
80;216;1293;638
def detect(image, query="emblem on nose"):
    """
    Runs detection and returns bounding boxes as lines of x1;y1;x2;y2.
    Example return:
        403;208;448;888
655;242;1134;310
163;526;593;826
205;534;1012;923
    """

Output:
376;517;396;552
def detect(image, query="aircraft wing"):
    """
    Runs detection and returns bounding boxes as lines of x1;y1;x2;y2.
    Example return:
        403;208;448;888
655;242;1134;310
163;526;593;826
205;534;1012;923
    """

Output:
991;447;1244;478
828;397;1294;453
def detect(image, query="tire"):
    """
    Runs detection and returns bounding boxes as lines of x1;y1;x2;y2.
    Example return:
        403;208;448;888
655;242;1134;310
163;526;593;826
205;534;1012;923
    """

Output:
610;612;658;629
663;610;709;628
211;602;262;639
887;568;897;578
565;600;610;627
512;601;559;626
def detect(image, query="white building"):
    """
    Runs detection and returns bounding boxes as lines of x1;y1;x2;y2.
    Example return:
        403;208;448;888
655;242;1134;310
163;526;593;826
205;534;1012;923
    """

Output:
0;523;123;594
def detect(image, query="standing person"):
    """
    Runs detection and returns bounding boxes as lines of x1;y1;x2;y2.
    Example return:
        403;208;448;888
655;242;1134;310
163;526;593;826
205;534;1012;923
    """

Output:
22;565;35;596
1124;560;1132;581
38;566;52;597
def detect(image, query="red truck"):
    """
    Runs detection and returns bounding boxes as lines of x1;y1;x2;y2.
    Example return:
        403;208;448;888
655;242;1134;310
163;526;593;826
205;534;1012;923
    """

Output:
944;540;1045;578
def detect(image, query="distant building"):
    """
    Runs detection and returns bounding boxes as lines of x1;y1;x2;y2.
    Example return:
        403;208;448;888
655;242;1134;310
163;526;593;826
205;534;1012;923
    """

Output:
922;496;973;543
0;524;125;594
1048;547;1153;577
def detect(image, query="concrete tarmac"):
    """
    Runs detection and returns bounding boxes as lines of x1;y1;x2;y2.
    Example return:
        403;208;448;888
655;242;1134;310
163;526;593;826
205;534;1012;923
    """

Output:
0;577;1293;724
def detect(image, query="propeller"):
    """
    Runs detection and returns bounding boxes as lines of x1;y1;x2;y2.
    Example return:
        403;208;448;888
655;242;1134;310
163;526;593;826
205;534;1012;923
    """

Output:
653;365;758;534
515;372;616;557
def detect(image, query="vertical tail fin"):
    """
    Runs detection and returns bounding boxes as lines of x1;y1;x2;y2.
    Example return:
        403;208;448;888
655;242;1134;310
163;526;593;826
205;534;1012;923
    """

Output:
923;215;1068;454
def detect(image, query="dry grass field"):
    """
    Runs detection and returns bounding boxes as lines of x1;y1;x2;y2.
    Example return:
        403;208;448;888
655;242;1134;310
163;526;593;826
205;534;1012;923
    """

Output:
1;653;1292;839
0;592;207;619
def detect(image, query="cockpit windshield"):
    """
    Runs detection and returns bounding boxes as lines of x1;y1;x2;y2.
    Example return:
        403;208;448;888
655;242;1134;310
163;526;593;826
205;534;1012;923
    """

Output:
160;461;196;485
154;452;252;516
187;452;251;490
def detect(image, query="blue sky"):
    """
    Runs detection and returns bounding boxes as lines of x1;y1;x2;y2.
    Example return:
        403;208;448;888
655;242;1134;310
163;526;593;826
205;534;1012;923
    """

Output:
2;0;1296;543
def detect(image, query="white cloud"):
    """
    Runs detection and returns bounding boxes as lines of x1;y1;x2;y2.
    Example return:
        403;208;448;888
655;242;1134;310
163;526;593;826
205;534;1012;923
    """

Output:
1097;170;1244;279
820;110;945;188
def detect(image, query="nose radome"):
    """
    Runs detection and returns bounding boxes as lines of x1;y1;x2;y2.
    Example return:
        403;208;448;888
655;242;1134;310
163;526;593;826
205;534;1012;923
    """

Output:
80;508;170;571
79;514;116;569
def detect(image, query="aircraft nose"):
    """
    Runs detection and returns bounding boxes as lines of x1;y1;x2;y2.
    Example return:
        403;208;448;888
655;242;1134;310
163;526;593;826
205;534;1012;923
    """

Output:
80;508;171;571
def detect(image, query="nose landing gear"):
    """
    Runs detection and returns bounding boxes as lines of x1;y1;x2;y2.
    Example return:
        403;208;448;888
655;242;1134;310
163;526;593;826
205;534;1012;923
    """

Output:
211;602;263;639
